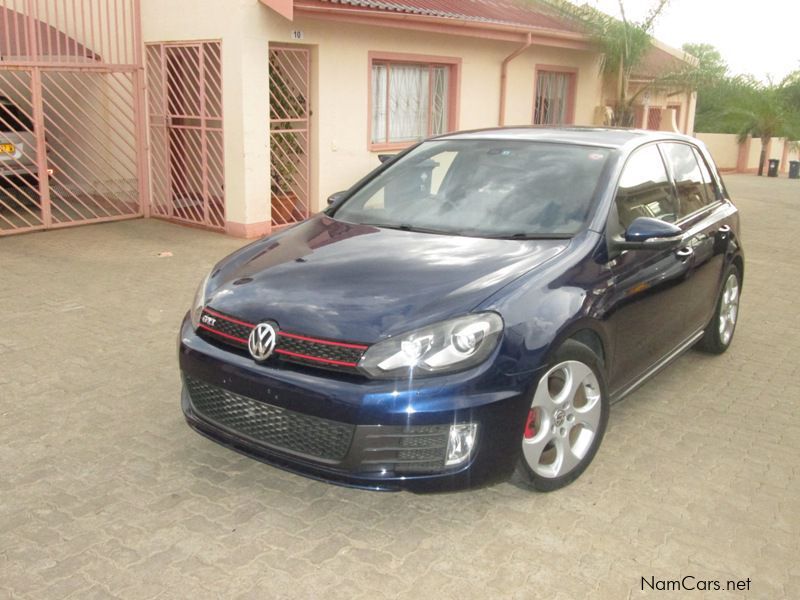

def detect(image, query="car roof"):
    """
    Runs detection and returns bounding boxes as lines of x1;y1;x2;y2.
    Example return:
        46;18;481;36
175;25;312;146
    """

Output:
438;126;696;149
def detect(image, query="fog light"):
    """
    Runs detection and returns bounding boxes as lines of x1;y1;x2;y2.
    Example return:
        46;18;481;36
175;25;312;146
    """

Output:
445;423;477;466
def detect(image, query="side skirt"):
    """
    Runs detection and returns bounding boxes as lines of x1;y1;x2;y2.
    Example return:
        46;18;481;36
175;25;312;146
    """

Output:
609;329;705;404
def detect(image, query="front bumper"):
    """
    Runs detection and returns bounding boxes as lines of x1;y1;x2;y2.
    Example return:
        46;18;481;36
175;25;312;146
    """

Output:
179;314;535;491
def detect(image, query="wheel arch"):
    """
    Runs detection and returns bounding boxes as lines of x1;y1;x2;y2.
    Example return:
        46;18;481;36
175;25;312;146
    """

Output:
569;329;606;366
548;319;611;373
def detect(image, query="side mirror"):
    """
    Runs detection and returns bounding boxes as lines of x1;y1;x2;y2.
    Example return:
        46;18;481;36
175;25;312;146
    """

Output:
378;154;396;164
327;191;347;206
612;217;683;251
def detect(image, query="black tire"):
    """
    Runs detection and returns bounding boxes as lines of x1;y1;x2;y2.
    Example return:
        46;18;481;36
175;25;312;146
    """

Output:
516;339;609;492
697;264;741;355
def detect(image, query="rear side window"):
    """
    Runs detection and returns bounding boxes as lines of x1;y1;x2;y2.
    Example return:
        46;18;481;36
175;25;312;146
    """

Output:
614;144;677;230
660;142;710;219
0;101;33;133
692;147;720;203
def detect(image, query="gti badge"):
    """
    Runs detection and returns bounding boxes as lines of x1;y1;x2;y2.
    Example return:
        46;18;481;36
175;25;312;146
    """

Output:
201;314;217;327
248;322;278;362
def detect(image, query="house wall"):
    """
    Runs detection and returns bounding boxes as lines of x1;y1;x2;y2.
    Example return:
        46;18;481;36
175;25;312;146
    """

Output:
140;0;270;230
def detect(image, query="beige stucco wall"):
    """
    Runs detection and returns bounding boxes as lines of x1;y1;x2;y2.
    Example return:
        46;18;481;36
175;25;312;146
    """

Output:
695;133;800;172
769;137;784;160
747;136;763;167
695;133;740;169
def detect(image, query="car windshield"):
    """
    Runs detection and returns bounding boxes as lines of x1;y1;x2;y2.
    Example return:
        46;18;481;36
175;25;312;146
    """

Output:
332;139;612;239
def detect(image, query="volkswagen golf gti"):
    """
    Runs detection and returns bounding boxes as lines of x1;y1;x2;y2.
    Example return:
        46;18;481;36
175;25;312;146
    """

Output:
179;128;743;492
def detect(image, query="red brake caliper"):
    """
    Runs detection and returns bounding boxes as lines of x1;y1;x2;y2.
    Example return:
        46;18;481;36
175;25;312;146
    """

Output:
524;409;537;439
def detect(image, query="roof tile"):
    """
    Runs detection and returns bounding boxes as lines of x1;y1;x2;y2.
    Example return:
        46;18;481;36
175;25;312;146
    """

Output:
313;0;582;32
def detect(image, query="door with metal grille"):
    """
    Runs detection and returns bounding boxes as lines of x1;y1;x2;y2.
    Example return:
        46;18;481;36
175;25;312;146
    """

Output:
269;45;310;228
146;41;225;230
0;0;146;236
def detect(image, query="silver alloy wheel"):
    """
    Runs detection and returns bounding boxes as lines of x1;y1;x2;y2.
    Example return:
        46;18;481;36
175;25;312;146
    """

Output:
719;273;740;346
522;360;602;479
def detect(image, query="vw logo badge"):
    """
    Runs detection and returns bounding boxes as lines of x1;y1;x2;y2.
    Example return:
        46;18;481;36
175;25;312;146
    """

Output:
248;322;278;362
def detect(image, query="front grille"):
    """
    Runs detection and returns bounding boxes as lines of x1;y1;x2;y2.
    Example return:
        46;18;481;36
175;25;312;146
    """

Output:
278;333;365;366
204;314;251;342
185;376;355;463
361;425;449;474
198;308;368;373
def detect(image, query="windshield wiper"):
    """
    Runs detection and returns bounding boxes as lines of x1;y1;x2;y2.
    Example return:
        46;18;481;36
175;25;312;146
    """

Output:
364;223;461;236
485;232;574;240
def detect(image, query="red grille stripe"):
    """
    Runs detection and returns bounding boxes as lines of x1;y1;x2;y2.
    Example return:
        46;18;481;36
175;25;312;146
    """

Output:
199;324;249;345
275;348;360;368
204;308;256;329
278;331;369;350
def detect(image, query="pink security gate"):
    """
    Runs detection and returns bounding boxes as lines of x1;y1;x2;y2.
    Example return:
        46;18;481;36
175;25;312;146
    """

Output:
269;45;310;228
146;41;225;230
0;0;147;236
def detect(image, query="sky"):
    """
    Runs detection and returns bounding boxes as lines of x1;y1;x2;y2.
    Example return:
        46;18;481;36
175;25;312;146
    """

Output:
585;0;800;82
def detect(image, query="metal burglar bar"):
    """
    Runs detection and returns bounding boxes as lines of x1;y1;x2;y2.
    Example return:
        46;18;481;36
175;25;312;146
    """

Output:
0;0;146;236
269;45;310;228
1;0;136;67
41;70;139;224
146;41;225;230
646;107;663;130
0;71;43;231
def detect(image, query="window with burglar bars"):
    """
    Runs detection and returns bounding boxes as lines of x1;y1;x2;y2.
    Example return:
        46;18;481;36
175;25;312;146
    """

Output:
534;70;575;126
370;60;452;147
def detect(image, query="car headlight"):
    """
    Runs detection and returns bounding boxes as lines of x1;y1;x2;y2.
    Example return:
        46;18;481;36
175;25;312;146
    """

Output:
359;312;503;378
189;271;213;330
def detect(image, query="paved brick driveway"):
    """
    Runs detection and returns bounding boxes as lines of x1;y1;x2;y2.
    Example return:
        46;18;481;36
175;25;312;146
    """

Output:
1;174;798;599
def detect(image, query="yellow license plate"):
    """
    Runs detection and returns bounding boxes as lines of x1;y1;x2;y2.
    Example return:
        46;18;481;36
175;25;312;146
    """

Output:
0;143;14;154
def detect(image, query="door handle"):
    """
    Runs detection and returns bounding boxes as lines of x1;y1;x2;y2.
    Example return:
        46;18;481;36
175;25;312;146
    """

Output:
675;247;694;261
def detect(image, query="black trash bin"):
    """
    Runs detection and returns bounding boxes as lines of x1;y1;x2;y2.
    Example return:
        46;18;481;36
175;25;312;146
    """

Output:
767;158;780;177
789;160;800;179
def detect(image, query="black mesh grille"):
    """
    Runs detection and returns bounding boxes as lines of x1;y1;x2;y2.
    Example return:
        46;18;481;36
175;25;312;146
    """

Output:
210;317;251;341
199;310;252;347
185;376;354;462
277;335;364;366
198;308;367;372
362;426;449;475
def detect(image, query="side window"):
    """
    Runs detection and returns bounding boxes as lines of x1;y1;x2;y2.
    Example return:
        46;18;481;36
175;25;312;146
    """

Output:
692;147;720;204
615;145;677;230
660;142;710;219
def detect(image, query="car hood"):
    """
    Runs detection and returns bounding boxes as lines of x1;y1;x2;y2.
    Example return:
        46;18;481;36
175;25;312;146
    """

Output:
207;216;569;343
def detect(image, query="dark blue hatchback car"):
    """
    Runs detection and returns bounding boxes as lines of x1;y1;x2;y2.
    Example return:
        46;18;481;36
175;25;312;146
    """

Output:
179;128;743;492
